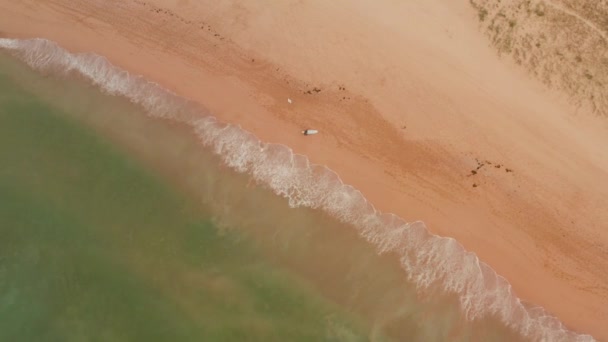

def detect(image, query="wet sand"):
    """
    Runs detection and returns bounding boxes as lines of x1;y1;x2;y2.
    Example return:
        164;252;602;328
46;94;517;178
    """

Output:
1;0;607;339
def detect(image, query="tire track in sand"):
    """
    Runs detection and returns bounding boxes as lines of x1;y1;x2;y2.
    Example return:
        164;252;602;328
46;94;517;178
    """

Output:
543;0;608;42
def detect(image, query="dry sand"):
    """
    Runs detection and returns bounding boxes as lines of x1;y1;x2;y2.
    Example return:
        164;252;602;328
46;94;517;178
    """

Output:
1;0;607;339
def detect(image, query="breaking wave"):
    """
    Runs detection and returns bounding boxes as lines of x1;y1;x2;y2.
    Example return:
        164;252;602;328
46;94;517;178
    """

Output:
0;37;595;342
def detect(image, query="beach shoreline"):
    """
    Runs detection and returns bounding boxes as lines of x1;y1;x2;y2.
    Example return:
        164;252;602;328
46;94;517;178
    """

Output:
1;0;607;339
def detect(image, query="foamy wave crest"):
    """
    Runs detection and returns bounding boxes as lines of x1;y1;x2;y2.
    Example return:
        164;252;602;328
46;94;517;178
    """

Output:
0;37;594;342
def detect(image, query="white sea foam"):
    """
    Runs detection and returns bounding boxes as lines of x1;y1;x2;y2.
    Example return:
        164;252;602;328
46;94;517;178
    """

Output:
0;37;595;342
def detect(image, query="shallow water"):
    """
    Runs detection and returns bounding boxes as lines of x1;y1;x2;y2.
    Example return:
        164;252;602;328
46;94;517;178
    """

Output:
0;56;376;341
0;39;594;341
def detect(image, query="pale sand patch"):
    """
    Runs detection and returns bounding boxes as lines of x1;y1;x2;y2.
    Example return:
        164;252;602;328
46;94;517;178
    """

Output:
1;0;607;338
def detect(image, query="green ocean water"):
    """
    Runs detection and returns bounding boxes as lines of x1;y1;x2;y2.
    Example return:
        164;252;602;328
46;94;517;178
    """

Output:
0;56;373;341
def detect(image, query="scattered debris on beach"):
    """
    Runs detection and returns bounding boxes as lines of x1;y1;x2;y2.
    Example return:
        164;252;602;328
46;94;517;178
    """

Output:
304;87;322;95
469;158;514;180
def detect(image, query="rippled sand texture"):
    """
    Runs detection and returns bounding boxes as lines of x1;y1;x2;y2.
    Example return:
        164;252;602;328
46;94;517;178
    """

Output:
469;0;608;115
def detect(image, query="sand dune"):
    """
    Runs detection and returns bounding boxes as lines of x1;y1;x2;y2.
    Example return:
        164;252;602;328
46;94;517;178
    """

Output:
471;0;608;116
1;0;607;339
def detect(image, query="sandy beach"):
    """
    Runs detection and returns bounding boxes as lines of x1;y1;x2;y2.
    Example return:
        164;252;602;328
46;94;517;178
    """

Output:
1;0;607;339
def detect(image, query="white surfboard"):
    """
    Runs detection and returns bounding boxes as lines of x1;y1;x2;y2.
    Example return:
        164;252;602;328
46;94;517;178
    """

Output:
302;129;318;135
